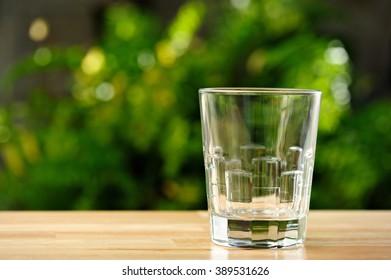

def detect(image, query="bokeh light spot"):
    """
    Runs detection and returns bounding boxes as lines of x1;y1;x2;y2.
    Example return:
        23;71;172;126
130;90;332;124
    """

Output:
331;76;351;106
81;48;105;75
325;41;349;65
29;18;49;42
95;82;115;101
137;51;155;70
33;47;52;66
156;41;176;66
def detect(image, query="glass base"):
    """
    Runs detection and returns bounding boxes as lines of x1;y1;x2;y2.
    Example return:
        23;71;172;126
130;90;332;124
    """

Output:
210;213;307;248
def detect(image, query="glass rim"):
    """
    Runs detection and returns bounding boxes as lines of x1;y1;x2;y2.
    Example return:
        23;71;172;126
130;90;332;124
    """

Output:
199;87;321;96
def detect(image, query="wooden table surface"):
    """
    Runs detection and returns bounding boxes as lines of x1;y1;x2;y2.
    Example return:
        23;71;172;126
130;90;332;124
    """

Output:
0;210;390;260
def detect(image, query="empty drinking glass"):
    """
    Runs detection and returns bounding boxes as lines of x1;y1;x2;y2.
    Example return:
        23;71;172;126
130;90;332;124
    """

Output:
199;88;321;248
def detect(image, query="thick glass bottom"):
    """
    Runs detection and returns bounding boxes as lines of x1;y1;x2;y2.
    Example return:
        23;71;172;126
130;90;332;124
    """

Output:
210;213;307;248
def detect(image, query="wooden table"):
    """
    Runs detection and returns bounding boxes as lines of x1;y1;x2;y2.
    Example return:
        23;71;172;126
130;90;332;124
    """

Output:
0;210;390;260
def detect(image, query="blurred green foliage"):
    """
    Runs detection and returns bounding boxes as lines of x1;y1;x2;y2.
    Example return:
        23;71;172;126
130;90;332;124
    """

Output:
0;0;390;209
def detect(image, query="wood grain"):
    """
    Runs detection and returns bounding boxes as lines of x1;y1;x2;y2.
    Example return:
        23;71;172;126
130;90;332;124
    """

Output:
0;210;390;260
